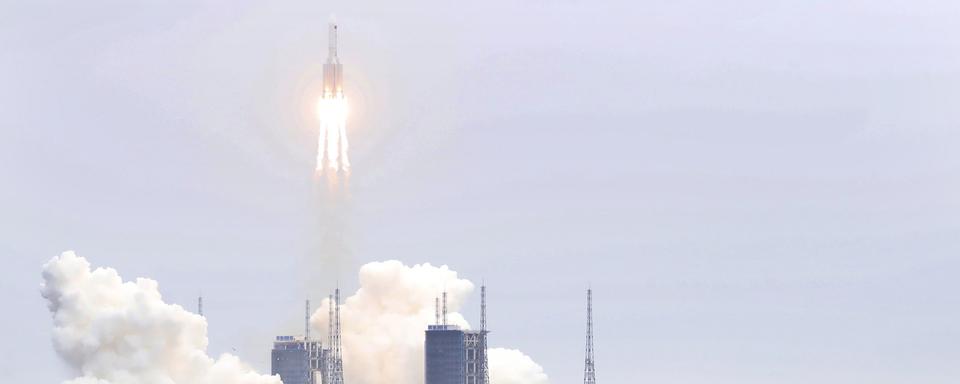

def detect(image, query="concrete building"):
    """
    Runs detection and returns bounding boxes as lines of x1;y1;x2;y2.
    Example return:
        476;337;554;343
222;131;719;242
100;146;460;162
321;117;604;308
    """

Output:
425;325;466;384
425;287;489;384
271;336;324;384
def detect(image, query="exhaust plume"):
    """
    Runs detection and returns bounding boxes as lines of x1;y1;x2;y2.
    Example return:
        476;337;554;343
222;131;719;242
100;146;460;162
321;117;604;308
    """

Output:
310;260;549;384
316;95;349;182
40;251;279;384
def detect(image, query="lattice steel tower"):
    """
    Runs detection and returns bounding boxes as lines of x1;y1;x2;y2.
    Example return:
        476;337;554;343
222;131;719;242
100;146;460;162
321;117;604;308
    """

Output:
330;288;345;384
326;294;334;384
584;289;596;384
480;285;490;384
305;300;311;341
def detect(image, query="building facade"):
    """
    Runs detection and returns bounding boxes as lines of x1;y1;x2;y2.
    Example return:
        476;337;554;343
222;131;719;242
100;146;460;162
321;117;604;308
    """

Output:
271;336;324;384
425;325;466;384
425;326;489;384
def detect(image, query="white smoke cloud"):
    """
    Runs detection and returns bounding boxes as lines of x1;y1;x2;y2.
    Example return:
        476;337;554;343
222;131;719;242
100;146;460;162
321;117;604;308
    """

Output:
40;251;280;384
489;349;548;384
310;260;548;384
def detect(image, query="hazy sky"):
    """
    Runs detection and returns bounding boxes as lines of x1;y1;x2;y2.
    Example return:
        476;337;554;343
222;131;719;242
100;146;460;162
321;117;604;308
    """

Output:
2;1;960;383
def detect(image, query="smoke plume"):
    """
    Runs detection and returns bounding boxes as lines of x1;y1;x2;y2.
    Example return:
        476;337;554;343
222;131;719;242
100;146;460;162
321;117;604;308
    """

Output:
489;349;550;384
310;260;548;384
40;251;279;384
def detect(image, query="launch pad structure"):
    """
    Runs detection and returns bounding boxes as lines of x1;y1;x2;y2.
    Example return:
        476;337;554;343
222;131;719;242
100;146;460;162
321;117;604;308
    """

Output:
270;290;344;384
270;285;598;384
425;286;490;384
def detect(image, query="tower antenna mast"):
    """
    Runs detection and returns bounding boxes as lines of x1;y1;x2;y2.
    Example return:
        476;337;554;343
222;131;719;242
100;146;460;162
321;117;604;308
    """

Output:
305;299;311;340
584;288;596;384
481;284;490;384
481;285;487;331
330;287;344;384
442;291;448;326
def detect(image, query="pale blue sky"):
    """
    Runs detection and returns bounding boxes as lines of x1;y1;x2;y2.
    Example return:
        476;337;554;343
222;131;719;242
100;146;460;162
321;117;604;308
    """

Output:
2;1;959;383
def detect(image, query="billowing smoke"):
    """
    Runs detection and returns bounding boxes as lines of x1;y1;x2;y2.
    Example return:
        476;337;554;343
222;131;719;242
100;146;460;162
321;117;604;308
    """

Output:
310;260;549;384
40;251;279;384
489;349;550;384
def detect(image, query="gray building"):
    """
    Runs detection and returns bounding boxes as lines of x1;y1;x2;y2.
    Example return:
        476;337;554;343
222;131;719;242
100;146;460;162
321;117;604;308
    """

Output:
271;336;324;384
426;287;490;384
425;325;466;384
425;326;489;384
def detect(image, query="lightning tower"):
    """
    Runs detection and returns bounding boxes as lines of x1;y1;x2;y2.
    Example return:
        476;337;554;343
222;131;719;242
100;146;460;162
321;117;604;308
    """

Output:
305;300;311;340
481;285;490;384
325;294;334;384
330;288;345;384
584;289;596;384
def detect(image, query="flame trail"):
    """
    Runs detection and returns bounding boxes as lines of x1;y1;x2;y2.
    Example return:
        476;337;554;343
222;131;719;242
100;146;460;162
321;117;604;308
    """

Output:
317;95;349;179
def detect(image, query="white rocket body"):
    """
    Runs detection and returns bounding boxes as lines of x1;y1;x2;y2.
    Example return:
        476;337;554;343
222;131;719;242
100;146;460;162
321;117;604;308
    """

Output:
323;23;343;98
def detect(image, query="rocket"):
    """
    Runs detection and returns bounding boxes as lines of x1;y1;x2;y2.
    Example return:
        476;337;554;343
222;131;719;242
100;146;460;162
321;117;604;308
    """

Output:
323;22;343;98
316;21;350;177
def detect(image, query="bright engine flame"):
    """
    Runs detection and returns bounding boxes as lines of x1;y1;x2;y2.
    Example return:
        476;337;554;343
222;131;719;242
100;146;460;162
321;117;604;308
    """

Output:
316;94;349;178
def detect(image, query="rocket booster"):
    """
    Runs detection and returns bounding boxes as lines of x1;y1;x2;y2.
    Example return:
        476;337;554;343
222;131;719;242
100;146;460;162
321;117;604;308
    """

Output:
323;23;343;98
